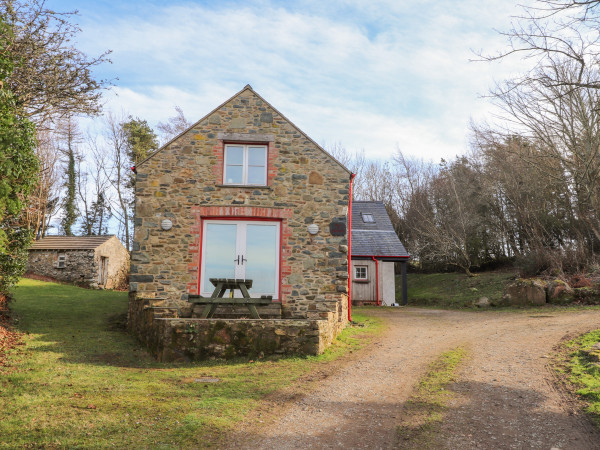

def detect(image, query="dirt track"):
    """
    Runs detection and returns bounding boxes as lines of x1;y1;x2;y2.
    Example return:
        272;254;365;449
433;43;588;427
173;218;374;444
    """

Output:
234;308;600;449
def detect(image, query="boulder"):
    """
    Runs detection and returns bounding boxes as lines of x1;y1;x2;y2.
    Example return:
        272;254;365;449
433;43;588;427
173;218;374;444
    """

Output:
546;279;574;305
474;297;491;308
503;278;547;306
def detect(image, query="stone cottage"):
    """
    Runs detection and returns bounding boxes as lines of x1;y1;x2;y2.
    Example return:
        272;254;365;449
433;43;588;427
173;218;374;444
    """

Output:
351;201;410;306
128;85;354;361
27;235;129;289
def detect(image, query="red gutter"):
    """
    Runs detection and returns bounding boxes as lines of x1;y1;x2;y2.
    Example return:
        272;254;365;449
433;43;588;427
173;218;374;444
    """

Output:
371;256;380;306
347;173;356;322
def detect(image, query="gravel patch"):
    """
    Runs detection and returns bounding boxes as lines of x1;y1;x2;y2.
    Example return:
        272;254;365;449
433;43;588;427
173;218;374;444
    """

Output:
231;308;600;449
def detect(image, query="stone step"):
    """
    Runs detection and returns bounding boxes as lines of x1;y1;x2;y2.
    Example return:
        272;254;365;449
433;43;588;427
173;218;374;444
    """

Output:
191;303;282;319
151;307;180;319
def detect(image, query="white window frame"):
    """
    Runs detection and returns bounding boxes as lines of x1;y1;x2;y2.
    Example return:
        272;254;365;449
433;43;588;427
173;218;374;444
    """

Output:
355;265;368;280
223;144;267;186
57;254;66;269
200;220;280;298
361;213;375;223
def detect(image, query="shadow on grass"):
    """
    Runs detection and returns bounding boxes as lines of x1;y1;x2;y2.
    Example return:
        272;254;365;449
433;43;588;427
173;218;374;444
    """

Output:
10;279;274;369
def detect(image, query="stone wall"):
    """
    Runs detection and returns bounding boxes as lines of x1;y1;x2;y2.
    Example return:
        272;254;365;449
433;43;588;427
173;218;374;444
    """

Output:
96;236;130;289
27;236;129;289
128;291;348;361
27;250;96;286
130;86;350;322
128;86;352;358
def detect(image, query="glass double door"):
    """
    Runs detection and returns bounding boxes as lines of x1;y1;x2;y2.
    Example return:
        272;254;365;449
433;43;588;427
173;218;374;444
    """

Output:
200;220;280;298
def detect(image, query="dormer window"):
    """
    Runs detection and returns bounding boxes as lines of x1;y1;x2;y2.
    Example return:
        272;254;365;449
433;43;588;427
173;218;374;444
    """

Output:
224;144;267;185
361;213;375;223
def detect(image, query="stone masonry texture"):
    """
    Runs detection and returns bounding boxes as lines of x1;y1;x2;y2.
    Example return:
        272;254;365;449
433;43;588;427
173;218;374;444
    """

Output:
128;85;352;360
27;236;129;289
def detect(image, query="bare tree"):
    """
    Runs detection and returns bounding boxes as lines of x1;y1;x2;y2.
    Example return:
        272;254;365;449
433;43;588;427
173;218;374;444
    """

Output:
78;136;112;236
1;0;110;125
324;143;397;204
394;152;485;275
481;0;600;91
96;113;132;248
488;55;600;243
21;128;61;238
156;106;191;144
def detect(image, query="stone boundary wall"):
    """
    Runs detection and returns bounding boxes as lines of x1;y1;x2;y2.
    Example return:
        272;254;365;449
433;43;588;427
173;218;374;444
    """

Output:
128;292;348;361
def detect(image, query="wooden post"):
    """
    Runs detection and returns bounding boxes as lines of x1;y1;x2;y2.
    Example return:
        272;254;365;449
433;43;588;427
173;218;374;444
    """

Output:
401;261;408;306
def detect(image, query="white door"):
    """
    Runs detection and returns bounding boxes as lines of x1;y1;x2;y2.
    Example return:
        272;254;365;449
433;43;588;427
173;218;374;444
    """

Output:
200;220;280;298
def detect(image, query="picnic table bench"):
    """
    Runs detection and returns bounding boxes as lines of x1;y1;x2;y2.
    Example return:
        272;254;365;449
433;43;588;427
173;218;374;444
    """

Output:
188;278;273;319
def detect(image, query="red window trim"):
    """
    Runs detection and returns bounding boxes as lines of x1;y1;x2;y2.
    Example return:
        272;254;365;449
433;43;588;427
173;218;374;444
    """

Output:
222;142;269;187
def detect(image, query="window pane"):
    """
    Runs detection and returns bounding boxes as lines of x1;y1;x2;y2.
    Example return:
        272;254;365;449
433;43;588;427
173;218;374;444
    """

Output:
245;224;277;295
226;146;244;165
225;165;243;184
247;166;266;185
248;147;266;166
355;266;367;279
203;224;237;294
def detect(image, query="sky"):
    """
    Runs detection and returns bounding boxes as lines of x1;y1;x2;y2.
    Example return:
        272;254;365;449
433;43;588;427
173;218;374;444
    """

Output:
45;0;526;162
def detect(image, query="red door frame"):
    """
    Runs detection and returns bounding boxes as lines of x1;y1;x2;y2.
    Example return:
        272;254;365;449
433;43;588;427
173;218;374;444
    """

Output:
196;216;283;301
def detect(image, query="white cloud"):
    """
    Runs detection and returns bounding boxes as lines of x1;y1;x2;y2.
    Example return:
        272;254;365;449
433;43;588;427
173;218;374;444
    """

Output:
69;0;533;162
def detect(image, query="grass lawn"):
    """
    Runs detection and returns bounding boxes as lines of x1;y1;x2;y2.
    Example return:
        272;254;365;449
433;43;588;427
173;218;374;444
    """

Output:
0;279;381;448
559;329;600;426
400;271;517;307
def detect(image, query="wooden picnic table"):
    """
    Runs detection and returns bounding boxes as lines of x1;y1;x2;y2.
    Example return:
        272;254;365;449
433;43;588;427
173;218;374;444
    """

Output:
188;278;272;319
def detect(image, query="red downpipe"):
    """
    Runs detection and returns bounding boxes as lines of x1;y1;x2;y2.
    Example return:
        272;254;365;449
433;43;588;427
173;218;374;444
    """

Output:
348;173;356;321
371;256;380;306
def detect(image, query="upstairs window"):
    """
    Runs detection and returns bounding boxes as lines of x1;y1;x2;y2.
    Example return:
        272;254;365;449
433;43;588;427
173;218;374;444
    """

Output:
224;144;267;185
361;213;375;223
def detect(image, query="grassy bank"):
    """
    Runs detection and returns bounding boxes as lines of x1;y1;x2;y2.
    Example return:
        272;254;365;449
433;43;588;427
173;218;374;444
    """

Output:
0;279;381;448
559;329;600;426
400;271;516;307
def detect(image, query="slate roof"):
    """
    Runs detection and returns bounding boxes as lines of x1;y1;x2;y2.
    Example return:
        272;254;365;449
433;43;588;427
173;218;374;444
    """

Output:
351;201;409;259
29;235;115;250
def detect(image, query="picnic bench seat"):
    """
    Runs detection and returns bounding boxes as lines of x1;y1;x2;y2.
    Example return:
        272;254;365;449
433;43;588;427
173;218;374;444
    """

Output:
188;278;274;319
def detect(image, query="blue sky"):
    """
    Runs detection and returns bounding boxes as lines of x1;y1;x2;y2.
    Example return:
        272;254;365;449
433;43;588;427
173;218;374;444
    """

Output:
46;0;525;161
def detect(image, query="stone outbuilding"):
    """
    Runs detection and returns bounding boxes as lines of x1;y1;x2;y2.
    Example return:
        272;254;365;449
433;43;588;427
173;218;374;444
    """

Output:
351;201;410;306
27;235;129;289
128;85;354;361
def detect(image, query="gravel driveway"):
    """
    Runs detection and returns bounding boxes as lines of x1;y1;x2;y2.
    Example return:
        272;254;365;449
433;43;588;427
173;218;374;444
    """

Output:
233;307;600;449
